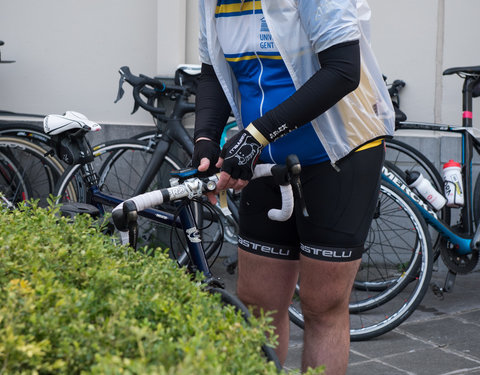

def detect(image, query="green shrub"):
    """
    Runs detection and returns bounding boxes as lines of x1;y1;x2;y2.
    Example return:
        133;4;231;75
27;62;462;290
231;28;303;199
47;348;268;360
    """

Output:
0;202;282;374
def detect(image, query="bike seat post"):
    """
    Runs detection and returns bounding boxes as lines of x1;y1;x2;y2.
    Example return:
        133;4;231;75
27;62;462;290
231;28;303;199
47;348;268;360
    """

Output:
460;75;478;234
462;75;477;128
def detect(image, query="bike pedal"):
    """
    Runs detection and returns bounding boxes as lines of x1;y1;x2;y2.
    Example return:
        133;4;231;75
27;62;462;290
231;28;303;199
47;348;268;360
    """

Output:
430;282;445;300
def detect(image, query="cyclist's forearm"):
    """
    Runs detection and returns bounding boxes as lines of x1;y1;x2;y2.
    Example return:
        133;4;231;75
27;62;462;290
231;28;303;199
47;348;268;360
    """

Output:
252;40;361;143
194;63;232;144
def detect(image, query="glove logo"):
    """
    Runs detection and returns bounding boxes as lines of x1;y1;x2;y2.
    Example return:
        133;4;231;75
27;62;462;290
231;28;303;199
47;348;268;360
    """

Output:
230;143;261;166
227;133;261;166
221;129;263;180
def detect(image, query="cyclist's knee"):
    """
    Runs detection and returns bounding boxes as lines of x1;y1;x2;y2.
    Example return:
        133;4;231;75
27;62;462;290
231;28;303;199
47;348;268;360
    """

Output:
301;291;348;321
299;279;351;324
237;281;292;316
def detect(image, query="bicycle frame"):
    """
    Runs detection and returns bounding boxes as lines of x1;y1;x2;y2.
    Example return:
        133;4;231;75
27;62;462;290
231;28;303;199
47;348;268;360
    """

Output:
397;122;480;228
134;94;195;196
389;71;480;250
80;164;215;279
382;163;473;255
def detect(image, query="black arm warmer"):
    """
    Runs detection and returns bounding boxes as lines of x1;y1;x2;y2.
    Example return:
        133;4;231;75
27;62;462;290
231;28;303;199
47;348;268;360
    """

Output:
193;63;232;144
252;40;361;142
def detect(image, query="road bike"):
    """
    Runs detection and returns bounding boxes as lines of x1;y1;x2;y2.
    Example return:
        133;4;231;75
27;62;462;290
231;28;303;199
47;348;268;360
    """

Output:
381;65;480;293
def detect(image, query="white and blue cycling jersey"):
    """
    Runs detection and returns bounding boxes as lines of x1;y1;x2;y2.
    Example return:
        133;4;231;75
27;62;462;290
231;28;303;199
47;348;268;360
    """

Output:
215;0;329;165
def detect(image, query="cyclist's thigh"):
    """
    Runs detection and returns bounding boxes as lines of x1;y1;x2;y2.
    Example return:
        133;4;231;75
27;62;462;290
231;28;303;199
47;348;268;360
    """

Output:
297;142;385;260
237;178;300;307
238;176;300;260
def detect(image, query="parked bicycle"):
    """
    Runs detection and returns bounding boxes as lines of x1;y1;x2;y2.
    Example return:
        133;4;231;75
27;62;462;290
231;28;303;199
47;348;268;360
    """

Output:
380;65;480;294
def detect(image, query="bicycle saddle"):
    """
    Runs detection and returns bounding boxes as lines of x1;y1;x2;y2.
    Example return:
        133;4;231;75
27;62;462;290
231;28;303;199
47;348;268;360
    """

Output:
443;66;480;76
174;64;201;93
43;111;101;135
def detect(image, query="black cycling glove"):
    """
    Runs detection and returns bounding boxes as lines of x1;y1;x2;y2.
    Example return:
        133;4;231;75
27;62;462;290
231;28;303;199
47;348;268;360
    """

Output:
220;129;263;180
192;139;220;176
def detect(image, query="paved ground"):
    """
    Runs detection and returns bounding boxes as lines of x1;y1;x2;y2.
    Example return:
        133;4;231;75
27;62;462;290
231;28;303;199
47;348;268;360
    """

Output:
212;250;480;375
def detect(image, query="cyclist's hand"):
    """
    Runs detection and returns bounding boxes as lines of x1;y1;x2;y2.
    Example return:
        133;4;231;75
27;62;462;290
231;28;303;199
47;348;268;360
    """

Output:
192;139;220;176
216;129;263;191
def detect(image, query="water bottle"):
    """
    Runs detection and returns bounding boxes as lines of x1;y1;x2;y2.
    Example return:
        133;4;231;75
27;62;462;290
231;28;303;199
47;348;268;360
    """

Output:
442;160;464;207
405;170;446;210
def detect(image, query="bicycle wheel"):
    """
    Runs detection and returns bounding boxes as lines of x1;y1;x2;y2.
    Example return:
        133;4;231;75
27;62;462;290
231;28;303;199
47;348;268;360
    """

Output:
288;179;433;341
0;121;52;147
54;139;223;263
472;173;480;227
0;136;64;205
208;287;282;371
0;150;31;206
385;137;448;257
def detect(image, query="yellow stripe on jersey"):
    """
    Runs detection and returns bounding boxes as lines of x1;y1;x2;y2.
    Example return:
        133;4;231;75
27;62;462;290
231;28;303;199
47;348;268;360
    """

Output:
225;55;257;62
216;1;260;15
225;54;282;62
256;54;282;60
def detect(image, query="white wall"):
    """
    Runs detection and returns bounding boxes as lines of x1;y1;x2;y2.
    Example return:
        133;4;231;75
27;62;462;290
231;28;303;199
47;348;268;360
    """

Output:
442;1;480;126
368;0;480;127
0;0;159;125
1;1;479;128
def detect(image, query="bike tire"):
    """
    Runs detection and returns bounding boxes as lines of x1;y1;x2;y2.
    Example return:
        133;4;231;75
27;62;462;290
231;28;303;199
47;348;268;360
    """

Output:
288;179;433;341
0;121;53;148
0;136;64;205
0;149;31;206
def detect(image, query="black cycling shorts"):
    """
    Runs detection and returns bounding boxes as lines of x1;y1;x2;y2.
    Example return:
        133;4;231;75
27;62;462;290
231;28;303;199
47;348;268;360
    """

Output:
238;141;385;262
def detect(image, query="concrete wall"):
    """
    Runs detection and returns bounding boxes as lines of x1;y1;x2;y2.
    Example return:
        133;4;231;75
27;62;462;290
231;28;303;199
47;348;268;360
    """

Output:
1;1;479;129
368;0;480;127
0;0;159;125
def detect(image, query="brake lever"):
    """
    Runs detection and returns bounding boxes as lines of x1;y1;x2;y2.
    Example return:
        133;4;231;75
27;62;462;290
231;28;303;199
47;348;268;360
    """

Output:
124;200;139;249
131;101;140;115
286;154;309;218
114;75;125;103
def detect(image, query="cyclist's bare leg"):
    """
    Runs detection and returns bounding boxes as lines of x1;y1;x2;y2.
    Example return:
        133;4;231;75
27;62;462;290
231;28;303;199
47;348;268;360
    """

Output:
300;255;361;375
236;248;299;365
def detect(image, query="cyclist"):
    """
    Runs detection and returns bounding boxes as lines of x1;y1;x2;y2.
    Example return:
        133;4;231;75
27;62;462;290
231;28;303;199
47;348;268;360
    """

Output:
192;1;394;373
